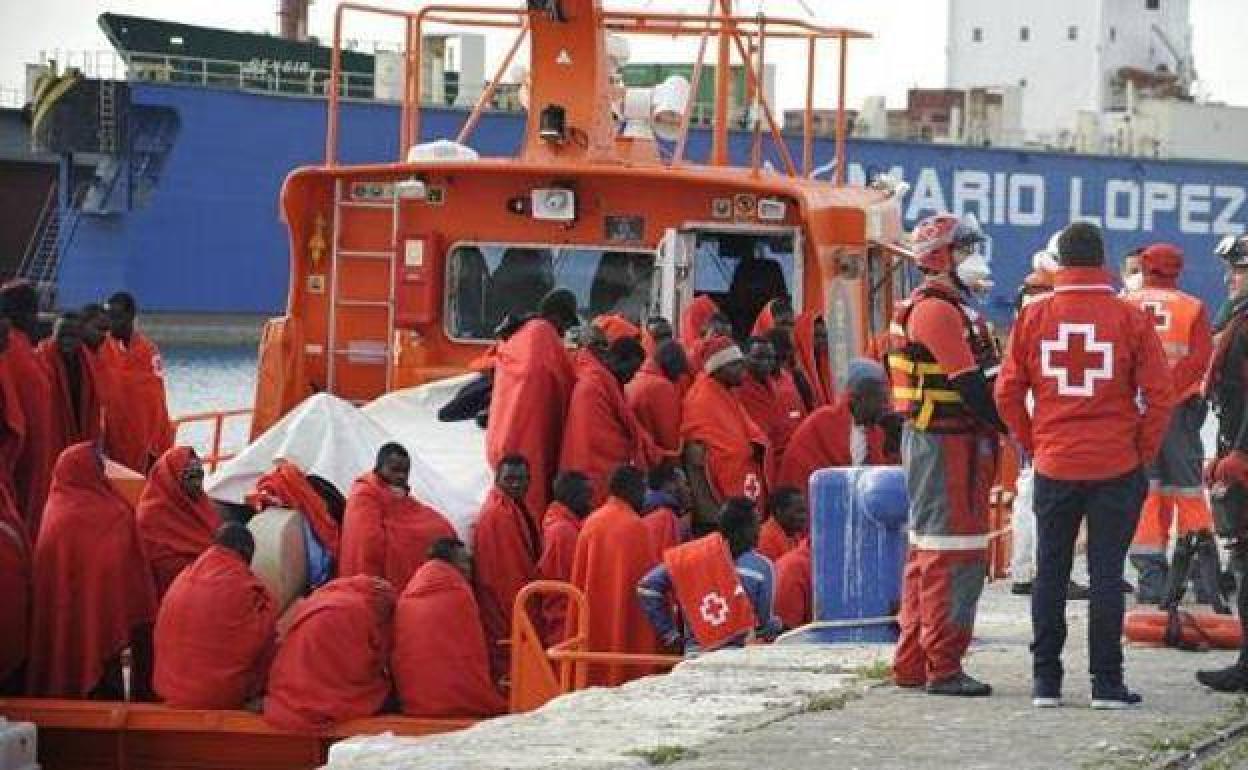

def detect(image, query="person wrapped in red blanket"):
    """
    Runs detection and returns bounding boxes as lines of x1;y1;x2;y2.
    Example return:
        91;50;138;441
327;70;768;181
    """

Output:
37;312;103;459
137;446;221;598
394;537;507;717
154;523;277;708
537;471;592;644
340;443;456;592
27;442;158;698
263;575;395;732
101;292;173;474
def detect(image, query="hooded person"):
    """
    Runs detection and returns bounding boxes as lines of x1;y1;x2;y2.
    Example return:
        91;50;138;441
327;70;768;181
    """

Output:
486;288;580;523
736;336;800;469
750;296;796;338
1122;243;1220;607
339;443;456;593
27;442;159;699
757;487;808;562
767;327;811;422
627;340;689;453
153;523;278;708
682;335;769;534
263;575;395;732
793;311;834;408
37;312;103;459
776;358;895;494
136;446;222;598
559;332;665;506
0;281;56;531
537;471;592;643
593;314;642;346
568;465;662;686
473;455;542;680
393;537;508;718
680;296;731;375
100;292;174;474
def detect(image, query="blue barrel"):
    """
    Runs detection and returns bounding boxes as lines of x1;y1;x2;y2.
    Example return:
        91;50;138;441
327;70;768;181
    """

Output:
782;466;909;644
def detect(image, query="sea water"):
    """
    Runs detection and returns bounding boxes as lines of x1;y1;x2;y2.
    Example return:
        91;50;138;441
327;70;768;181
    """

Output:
163;344;258;461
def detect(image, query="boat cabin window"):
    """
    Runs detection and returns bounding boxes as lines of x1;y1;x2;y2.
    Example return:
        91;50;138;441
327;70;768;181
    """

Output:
690;230;797;341
445;243;656;341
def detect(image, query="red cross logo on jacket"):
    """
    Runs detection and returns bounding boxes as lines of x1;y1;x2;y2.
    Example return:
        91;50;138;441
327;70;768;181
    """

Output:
1140;300;1172;333
1040;323;1114;397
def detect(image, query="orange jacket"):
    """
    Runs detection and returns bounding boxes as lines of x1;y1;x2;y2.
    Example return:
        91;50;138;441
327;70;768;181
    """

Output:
1124;285;1213;401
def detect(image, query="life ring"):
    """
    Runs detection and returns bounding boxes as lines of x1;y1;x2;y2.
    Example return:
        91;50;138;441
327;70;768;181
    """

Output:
1123;608;1242;650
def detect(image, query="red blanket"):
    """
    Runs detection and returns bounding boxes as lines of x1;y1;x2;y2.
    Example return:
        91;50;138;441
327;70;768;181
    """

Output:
626;360;682;453
569;496;660;686
247;461;341;560
393;559;507;717
537;502;583;643
472;488;541;679
663;533;756;650
643;506;682;556
793;312;833;407
0;492;29;687
559;354;663;506
36;340;102;461
774;539;812;629
776;398;889;492
6;331;54;532
27;442;158;696
137;447;222;598
339;471;455;591
679;296;719;351
486;318;576;521
154;545;277;708
682;373;768;504
263;576;395;733
758;517;799;562
100;332;173;473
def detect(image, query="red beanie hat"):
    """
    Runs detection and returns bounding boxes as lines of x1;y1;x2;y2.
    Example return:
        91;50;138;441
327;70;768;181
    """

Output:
1141;243;1183;279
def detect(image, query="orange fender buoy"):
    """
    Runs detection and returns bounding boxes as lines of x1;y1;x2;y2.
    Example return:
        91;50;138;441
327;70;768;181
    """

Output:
1124;608;1242;650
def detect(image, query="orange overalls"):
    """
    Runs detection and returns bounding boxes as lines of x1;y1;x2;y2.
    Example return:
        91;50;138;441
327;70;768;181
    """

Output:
1124;286;1214;599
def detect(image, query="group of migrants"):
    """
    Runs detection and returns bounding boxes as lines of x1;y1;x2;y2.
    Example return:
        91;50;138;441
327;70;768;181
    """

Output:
893;214;1248;705
7;216;1248;732
0;266;902;732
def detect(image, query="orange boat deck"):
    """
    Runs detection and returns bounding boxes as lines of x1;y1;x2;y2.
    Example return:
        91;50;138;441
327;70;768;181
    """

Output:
0;698;473;770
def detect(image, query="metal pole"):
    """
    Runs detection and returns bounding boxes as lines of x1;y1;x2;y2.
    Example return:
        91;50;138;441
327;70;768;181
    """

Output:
710;0;732;166
835;33;847;185
326;5;344;165
672;0;716;165
804;36;815;177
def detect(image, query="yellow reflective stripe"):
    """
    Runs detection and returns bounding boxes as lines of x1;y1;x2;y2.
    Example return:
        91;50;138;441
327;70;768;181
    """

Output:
915;398;936;431
892;387;961;402
888;354;943;376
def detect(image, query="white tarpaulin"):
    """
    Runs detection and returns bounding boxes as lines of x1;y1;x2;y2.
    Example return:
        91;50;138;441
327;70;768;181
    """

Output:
206;385;489;539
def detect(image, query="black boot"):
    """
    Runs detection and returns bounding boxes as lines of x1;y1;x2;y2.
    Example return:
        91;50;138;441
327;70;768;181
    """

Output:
1197;664;1248;693
1194;531;1232;614
926;672;992;697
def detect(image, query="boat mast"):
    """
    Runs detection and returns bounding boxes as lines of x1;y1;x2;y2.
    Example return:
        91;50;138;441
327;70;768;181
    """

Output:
710;0;732;166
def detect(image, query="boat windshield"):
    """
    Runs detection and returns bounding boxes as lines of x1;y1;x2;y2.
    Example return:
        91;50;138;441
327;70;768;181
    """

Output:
445;243;657;341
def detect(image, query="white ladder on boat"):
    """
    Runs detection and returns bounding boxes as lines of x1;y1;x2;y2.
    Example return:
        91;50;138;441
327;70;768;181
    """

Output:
326;179;397;402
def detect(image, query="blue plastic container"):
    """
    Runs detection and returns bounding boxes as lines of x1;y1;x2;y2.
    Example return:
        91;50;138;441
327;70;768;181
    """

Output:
781;466;908;644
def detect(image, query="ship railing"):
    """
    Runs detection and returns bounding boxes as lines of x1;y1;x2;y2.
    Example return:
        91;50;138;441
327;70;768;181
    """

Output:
170;408;254;473
124;50;379;100
509;581;681;714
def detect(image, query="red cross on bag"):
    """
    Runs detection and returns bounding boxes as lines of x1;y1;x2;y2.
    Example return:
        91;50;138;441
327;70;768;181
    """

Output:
663;533;758;651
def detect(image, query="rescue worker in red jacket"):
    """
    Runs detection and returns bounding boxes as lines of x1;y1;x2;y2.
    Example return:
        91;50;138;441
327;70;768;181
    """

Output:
1123;243;1221;608
996;222;1172;709
1197;234;1248;692
888;213;1005;697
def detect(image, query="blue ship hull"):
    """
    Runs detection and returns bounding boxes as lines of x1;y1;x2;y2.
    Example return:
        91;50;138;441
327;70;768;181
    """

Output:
59;82;1248;324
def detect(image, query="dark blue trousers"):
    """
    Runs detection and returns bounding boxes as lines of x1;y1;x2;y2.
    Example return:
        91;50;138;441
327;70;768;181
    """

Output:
1031;467;1147;688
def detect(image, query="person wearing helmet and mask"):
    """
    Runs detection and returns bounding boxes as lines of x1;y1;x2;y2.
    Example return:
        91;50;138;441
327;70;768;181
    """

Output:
888;213;1006;697
1197;234;1248;692
1123;244;1220;609
1120;247;1145;294
996;222;1171;710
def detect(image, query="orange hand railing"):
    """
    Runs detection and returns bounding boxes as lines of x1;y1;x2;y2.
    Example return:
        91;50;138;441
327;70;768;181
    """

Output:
170;408;254;473
509;580;681;714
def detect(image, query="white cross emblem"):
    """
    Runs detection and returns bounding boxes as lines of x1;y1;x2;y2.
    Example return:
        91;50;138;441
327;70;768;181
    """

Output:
1040;323;1114;397
699;592;730;627
1140;300;1172;332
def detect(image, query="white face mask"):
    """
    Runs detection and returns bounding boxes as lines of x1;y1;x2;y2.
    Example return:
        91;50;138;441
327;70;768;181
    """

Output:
956;253;993;293
1124;272;1144;293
